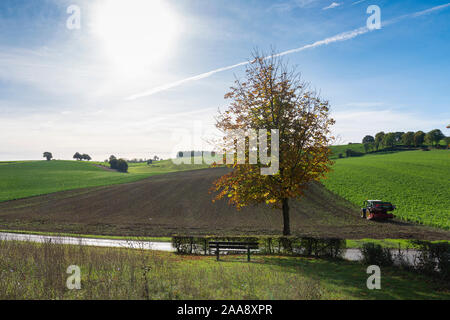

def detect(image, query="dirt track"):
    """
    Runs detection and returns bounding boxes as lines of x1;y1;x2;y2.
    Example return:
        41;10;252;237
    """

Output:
0;167;448;240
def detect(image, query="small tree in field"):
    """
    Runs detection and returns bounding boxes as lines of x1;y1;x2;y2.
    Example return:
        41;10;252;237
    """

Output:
117;159;128;173
211;52;335;236
73;152;82;161
362;135;375;144
109;155;118;169
81;154;91;161
43;152;53;161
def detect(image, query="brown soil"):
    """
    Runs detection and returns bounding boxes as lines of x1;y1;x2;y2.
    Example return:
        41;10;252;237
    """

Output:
0;167;448;240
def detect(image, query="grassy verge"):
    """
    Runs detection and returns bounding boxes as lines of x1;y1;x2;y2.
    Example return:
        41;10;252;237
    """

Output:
0;229;171;242
1;229;448;249
346;238;450;249
0;240;447;300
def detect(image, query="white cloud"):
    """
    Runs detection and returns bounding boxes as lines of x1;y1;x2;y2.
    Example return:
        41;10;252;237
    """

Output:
323;2;341;10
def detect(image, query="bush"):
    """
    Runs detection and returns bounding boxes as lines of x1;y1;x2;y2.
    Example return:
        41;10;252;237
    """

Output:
412;241;450;281
109;158;118;169
172;236;345;259
117;159;128;173
360;243;393;266
345;149;364;157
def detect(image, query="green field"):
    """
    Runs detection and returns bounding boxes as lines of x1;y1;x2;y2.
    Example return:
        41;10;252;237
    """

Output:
329;143;365;159
0;160;209;202
323;150;450;229
1;240;447;300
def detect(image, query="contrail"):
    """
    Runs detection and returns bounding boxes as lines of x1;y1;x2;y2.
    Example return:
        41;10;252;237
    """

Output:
126;3;450;100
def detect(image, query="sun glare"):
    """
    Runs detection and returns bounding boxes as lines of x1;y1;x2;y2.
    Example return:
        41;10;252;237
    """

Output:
92;0;179;75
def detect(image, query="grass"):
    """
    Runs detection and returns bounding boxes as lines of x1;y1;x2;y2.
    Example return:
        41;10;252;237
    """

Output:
329;143;365;159
323;149;450;229
0;159;209;202
0;229;171;242
346;238;450;249
0;240;447;300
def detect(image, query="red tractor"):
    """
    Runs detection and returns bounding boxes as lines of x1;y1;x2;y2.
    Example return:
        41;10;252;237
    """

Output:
361;200;396;221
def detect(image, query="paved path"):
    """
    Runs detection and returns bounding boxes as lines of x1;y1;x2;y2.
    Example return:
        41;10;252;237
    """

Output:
0;232;420;265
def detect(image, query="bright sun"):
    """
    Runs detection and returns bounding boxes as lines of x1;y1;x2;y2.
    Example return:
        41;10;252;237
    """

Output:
92;0;179;74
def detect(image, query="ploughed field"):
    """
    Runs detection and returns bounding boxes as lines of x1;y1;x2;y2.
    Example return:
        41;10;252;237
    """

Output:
0;167;448;240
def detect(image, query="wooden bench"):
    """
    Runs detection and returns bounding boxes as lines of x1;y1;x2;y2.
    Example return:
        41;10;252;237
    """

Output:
209;241;259;261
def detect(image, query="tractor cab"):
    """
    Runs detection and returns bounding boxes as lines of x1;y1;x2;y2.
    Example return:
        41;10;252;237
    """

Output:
361;200;396;220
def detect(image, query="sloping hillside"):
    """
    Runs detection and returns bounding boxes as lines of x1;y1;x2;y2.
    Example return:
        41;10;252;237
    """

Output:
0;167;448;240
323;150;450;229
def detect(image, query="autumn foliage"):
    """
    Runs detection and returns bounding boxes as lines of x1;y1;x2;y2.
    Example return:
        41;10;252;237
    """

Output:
211;52;335;235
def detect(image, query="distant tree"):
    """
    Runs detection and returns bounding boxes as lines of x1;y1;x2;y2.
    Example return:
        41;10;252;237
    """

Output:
363;143;371;153
81;154;91;161
117;159;128;173
43;152;53;161
401;131;414;146
375;132;385;150
444;136;450;148
393;132;404;144
362;135;375;144
382;132;395;148
425;129;445;147
153;155;159;161
109;155;118;169
413;131;425;147
73;152;83;161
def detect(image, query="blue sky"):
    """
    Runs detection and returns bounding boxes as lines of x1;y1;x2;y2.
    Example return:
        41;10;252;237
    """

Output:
0;0;449;160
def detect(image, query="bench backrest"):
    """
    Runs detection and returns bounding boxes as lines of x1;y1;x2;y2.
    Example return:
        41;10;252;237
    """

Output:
209;241;258;249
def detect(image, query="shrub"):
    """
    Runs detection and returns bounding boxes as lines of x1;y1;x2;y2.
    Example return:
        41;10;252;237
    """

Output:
345;149;364;157
117;159;128;173
360;243;393;266
172;236;345;259
412;240;450;281
109;158;118;169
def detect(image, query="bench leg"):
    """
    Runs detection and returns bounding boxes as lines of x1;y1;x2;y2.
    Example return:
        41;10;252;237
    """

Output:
247;246;250;262
216;244;219;261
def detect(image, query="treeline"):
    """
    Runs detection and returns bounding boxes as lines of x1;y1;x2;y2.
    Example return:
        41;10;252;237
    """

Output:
361;129;448;153
176;151;216;158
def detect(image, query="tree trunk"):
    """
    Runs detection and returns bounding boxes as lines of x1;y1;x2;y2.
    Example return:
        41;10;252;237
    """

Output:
282;198;290;236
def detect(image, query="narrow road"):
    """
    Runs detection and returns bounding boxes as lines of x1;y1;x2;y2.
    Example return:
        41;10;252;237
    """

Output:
0;232;174;251
0;232;420;265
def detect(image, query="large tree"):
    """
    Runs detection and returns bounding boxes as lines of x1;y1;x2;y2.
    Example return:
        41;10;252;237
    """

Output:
211;53;335;236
